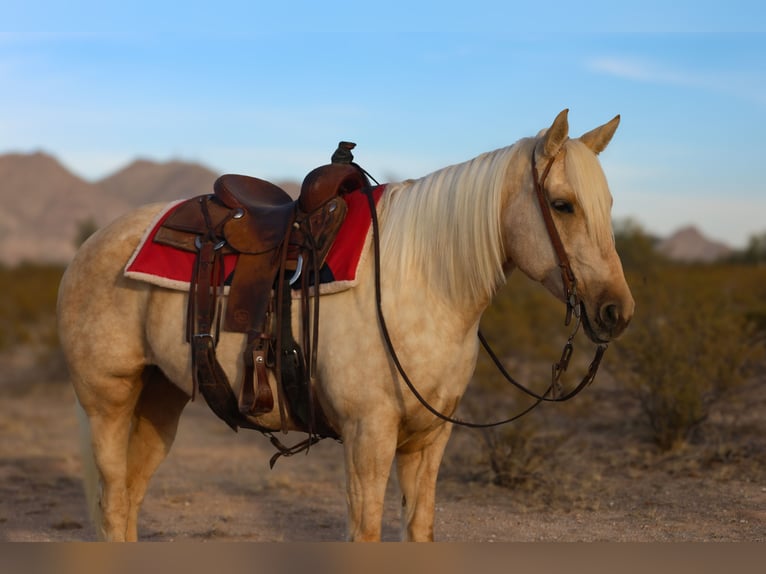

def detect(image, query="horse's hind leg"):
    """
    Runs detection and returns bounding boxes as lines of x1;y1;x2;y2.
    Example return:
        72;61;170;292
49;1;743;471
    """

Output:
77;372;144;541
124;366;188;541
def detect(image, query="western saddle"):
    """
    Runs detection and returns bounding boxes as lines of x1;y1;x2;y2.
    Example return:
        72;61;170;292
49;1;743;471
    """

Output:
153;142;369;454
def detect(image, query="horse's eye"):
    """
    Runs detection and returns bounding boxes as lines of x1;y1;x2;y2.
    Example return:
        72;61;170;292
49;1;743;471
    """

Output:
551;199;574;214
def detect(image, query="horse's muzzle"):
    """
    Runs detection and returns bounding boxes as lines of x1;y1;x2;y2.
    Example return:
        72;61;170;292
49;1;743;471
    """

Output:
583;297;633;343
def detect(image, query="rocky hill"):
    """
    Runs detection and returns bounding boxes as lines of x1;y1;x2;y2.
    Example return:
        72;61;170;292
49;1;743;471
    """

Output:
99;158;220;206
0;152;131;265
656;225;733;263
0;152;303;265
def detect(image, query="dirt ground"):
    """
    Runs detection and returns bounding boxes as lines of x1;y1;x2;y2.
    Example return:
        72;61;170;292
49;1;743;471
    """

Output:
1;346;764;543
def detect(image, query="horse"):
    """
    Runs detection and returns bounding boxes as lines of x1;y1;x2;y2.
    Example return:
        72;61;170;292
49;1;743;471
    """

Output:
57;109;634;541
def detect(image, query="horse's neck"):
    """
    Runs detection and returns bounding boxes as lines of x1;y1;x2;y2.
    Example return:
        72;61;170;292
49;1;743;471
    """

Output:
379;145;522;316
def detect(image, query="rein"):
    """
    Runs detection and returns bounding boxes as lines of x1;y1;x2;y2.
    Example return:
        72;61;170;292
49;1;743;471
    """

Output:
362;147;607;429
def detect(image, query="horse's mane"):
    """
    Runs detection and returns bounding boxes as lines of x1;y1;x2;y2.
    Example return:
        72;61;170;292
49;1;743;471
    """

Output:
378;144;521;304
563;139;614;250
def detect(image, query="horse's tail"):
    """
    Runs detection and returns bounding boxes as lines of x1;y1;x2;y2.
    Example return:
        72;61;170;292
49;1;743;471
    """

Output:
75;399;102;537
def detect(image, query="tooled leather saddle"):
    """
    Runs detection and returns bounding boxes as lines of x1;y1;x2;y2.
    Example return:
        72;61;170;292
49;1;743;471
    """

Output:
153;142;369;452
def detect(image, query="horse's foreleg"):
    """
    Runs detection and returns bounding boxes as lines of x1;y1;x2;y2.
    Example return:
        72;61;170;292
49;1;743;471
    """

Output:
342;418;398;541
125;367;189;541
395;423;453;542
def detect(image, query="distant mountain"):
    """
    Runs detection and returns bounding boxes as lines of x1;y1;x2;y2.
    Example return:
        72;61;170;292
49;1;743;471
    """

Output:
0;152;131;265
656;226;732;263
98;159;219;206
0;151;304;265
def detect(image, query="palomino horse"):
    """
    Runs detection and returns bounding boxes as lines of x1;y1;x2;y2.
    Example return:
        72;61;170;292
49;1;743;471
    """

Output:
57;110;634;541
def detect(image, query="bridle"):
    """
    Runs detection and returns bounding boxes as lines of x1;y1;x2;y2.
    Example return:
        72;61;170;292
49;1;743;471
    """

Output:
481;144;607;405
531;144;578;327
362;144;608;429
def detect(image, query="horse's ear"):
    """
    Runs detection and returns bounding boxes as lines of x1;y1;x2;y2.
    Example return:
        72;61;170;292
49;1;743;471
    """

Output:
541;109;570;157
579;115;620;154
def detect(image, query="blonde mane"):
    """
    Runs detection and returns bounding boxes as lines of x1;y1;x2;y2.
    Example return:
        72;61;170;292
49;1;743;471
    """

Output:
378;145;521;304
564;139;614;250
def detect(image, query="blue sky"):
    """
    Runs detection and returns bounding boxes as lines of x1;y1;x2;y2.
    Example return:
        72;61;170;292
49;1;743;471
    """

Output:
1;1;764;247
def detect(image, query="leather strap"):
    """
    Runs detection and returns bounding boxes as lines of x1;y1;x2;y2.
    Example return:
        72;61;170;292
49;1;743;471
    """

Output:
531;147;579;325
188;237;274;432
238;333;275;416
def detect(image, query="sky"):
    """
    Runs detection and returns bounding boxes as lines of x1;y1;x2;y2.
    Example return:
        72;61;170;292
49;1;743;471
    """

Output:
1;1;764;247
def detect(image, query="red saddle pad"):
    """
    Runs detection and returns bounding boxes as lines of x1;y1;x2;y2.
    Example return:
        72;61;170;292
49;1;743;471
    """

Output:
125;185;385;294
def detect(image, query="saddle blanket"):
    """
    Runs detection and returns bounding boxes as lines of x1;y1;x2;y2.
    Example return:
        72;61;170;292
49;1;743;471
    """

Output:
124;185;385;296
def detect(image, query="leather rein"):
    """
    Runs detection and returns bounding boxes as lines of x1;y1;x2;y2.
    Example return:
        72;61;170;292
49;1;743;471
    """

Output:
362;146;608;429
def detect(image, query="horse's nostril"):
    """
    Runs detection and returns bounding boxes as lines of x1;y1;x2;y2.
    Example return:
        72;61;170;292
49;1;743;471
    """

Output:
601;303;620;328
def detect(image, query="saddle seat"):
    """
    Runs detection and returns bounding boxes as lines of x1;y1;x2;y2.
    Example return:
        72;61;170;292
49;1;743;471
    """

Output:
213;174;296;255
215;173;294;213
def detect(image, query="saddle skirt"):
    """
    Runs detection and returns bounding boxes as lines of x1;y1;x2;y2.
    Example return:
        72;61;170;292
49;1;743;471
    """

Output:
124;185;385;296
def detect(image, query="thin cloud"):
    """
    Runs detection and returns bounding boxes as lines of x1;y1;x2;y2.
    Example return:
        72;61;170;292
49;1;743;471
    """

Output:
588;56;702;87
587;55;766;106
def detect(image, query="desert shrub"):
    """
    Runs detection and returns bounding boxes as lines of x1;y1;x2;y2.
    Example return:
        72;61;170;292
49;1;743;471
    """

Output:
74;217;99;248
611;265;765;450
727;230;766;266
613;217;666;273
0;263;64;350
478;420;569;488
